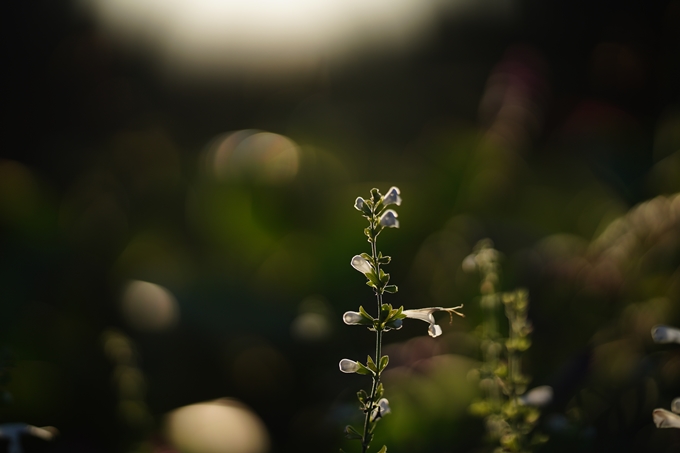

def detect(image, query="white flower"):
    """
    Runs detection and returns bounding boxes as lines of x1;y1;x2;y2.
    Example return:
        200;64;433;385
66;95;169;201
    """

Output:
350;255;373;274
379;210;399;228
339;359;359;373
653;408;680;428
383;187;401;206
519;385;553;407
343;311;363;325
371;398;391;421
672;397;680;414
354;197;365;211
402;305;464;338
651;325;680;344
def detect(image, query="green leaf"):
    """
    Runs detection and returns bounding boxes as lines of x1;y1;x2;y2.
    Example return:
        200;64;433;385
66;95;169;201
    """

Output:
344;425;362;440
359;306;374;321
383;285;398;293
366;355;378;373
357;389;369;405
355;362;373;376
375;382;384;399
371;188;381;202
379;355;389;372
378;269;390;284
377;446;387;453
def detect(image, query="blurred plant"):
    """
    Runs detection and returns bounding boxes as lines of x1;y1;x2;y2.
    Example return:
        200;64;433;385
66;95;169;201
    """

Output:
467;240;548;453
651;325;680;429
0;347;13;407
0;423;59;453
340;187;463;453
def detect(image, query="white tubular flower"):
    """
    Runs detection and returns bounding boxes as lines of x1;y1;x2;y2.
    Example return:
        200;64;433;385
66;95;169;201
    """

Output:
354;197;365;211
402;305;464;338
371;398;391;421
350;255;373;274
653;408;680;428
519;385;553;407
343;311;363;325
651;325;680;344
339;359;359;373
383;187;401;206
379;210;399;228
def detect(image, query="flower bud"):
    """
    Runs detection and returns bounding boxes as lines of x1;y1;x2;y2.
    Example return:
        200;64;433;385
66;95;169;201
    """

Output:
672;398;680;414
652;325;680;344
379;210;399;228
351;255;373;274
383;187;402;206
343;311;363;324
354;197;365;211
339;359;359;373
371;398;391;421
519;385;553;407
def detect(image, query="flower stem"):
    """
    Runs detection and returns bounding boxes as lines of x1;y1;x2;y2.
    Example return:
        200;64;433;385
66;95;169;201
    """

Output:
361;220;384;453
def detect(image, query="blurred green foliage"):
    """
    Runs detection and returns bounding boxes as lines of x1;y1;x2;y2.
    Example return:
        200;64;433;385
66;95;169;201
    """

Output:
2;1;680;452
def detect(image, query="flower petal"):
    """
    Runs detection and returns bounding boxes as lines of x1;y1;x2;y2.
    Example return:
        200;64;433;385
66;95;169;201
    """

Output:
428;324;443;337
653;408;680;428
371;398;391;421
383;187;401;206
652;325;680;344
672;397;680;414
343;311;364;325
351;255;373;274
354;197;365;211
339;359;359;373
519;386;553;407
379;210;399;228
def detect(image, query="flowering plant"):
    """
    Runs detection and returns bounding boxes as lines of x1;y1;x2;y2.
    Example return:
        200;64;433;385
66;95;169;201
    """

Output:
340;187;463;453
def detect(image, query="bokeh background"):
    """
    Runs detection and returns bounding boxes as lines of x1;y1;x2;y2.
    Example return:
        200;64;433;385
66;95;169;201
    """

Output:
1;0;679;452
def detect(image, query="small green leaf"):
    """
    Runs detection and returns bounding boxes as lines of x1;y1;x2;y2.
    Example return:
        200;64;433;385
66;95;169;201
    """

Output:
377;446;387;453
379;255;391;265
344;425;362;440
383;285;398;293
366;355;378;373
355;362;373;376
379;355;389;372
371;188;381;202
357;389;369;405
359;306;374;321
375;382;384;399
378;269;390;284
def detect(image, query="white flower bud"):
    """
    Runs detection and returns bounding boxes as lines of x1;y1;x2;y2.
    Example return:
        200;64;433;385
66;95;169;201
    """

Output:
379;210;399;228
351;255;373;274
383;187;401;206
339;359;359;373
371;398;391;421
519;385;553;407
653;408;680;428
343;311;363;325
354;197;365;211
652;325;680;344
